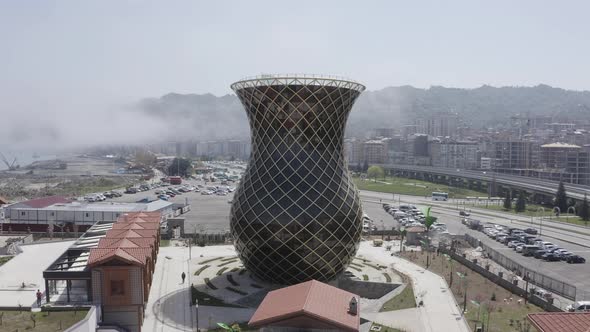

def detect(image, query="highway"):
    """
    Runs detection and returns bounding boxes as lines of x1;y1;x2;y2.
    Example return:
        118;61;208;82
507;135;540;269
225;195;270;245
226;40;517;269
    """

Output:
359;191;590;301
379;164;590;201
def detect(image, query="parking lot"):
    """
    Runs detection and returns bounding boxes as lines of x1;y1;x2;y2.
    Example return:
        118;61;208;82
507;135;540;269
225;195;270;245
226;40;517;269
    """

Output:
106;178;235;233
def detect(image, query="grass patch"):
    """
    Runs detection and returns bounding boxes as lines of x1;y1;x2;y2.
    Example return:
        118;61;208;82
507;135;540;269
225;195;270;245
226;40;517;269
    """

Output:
363;274;369;281
227;274;239;286
159;239;170;247
350;262;364;268
365;263;383;270
401;250;542;332
348;266;362;272
354;175;486;199
380;283;416;312
220;256;238;262
230;267;240;273
0;309;88;331
226;286;248;296
194;265;210;276
0;256;13;266
370;323;405;332
199;257;221;265
217;267;229;276
208;322;254;331
204;278;217;290
475;204;587;226
190;285;242;308
383;272;392;283
218;259;239;267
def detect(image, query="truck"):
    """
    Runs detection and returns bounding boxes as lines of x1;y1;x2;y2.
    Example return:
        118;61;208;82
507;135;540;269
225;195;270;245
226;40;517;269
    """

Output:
169;176;182;185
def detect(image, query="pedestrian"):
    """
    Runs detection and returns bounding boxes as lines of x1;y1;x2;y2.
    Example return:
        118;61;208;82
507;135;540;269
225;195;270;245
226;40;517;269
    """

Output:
181;272;186;284
36;289;42;307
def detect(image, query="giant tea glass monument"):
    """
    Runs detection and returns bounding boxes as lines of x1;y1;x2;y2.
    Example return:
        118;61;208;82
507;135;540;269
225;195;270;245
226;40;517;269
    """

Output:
230;75;365;284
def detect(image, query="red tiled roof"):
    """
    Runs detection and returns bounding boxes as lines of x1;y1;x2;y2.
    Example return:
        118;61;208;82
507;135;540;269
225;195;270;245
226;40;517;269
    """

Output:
22;195;70;208
120;212;161;222
249;280;359;331
112;221;160;230
106;229;157;239
0;196;9;205
88;212;160;268
98;237;155;249
528;312;590;332
88;247;152;267
406;226;426;233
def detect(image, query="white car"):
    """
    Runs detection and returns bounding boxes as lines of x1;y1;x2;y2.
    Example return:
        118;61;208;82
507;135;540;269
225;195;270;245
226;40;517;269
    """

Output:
515;245;525;253
567;301;590;312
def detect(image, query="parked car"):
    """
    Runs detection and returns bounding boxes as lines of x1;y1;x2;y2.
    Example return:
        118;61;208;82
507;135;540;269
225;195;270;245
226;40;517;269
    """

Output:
459;211;470;216
534;250;548;259
567;301;590;312
566;255;586;264
523;228;538;235
125;187;138;194
542;253;561;261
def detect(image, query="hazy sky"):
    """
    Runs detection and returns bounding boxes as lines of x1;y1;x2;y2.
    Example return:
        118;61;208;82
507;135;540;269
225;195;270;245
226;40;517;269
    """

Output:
0;1;589;151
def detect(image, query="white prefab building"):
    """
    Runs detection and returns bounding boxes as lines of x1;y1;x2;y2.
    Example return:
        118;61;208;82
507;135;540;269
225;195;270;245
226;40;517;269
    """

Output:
2;197;175;232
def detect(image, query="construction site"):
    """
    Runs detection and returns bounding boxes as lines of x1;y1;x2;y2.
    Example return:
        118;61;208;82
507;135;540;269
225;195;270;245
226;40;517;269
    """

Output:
0;154;147;200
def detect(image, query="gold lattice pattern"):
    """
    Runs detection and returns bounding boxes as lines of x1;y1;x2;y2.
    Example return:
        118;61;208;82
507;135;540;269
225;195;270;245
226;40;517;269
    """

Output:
230;76;365;284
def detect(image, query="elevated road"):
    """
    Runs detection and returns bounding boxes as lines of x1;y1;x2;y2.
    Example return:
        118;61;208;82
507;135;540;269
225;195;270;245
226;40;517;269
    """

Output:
379;164;590;201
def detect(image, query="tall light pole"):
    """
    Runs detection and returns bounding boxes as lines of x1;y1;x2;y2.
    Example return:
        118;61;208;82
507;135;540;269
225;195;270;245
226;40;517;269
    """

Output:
536;207;545;236
195;298;199;332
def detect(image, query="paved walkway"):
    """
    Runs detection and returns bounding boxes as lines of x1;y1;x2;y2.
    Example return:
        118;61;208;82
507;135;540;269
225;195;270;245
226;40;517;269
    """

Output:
357;242;470;332
144;246;255;331
0;240;74;307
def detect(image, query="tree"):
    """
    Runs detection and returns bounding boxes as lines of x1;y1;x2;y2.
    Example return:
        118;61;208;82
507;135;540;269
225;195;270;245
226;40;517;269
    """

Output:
503;191;512;210
168;158;193;177
367;165;384;182
554;181;568;212
515;191;526;213
578;193;589;224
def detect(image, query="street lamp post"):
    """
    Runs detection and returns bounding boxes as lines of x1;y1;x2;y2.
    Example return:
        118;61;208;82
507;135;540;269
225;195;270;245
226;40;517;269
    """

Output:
195;298;199;331
536;207;545;236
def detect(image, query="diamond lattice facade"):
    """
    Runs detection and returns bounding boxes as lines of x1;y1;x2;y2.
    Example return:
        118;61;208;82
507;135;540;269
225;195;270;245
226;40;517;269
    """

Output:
230;75;365;284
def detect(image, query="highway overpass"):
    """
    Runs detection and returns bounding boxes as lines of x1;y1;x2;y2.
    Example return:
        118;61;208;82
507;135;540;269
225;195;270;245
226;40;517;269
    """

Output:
377;164;590;203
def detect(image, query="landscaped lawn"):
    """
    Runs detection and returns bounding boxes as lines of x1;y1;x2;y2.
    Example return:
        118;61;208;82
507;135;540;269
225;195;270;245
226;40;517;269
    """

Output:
379;281;416;312
190;285;242;308
354;176;486;199
370;323;405;332
0;309;88;331
465;203;588;226
401;251;542;332
0;256;13;267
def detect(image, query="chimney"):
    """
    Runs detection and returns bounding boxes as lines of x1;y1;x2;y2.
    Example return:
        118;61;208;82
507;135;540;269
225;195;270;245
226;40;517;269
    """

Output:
348;297;358;315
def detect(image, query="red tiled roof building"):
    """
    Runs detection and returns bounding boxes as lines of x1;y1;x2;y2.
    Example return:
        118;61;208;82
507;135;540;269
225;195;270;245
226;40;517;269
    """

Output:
528;312;590;332
249;280;360;332
88;213;161;332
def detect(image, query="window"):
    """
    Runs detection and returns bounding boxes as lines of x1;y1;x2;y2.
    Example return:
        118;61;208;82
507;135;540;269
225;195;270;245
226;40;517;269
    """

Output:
85;213;90;218
50;212;55;217
21;212;26;216
110;280;125;296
